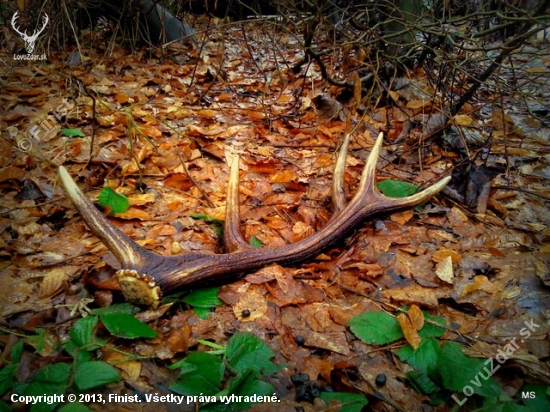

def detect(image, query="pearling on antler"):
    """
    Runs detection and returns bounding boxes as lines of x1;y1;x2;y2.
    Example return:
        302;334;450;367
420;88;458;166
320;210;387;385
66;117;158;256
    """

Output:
58;133;450;308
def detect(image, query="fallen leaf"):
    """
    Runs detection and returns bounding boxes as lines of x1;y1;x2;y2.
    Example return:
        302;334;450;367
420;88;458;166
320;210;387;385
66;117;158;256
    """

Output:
39;268;69;298
435;256;454;284
397;312;422;350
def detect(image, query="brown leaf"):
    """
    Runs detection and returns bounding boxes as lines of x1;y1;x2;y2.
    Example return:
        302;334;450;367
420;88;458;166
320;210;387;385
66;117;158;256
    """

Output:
128;192;156;206
233;284;268;321
452;114;474;127
432;249;462;264
390;210;414;225
397;312;422;350
39;268;69;298
115;208;152;220
102;348;142;381
0;166;26;183
459;275;499;297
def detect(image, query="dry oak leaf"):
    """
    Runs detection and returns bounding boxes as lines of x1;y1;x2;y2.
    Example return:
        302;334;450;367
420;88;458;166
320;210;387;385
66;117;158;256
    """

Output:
435;256;454;284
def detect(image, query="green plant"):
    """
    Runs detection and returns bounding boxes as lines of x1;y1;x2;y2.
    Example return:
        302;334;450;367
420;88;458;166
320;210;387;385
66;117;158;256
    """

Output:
168;332;283;411
97;187;130;215
0;304;156;412
348;309;550;410
180;287;223;319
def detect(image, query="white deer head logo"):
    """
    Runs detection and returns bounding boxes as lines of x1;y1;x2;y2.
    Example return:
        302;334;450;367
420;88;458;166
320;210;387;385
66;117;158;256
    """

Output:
11;12;49;54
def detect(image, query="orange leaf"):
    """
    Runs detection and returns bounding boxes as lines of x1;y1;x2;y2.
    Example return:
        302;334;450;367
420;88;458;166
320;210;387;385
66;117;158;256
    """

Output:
139;124;162;138
114;208;152;220
432;248;462;264
115;93;130;104
397;312;422;350
407;305;425;330
270;170;297;183
0;166;26;183
164;174;193;191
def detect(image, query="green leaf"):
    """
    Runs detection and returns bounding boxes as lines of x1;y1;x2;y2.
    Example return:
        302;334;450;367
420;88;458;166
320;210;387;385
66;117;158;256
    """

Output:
225;332;281;375
521;384;550;410
193;307;213;319
100;313;157;339
348;311;403;345
0;400;12;412
397;338;441;378
10;340;24;363
189;214;223;224
419;314;446;339
377;180;419;198
35;363;72;384
61;128;85;138
90;303;139;316
169;352;224;396
406;370;442;395
438;342;501;397
0;364;18;396
73;361;121;391
69;316;105;351
190;214;223;236
24;363;70;412
183;287;222;308
27;329;48;354
200;404;232;412
249;235;263;248
62;339;92;365
59;402;93;412
97;187;130;215
223;369;275;410
320;392;368;412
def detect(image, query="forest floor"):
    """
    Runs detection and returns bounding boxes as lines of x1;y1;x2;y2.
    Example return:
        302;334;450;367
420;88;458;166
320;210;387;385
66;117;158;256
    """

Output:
1;15;550;412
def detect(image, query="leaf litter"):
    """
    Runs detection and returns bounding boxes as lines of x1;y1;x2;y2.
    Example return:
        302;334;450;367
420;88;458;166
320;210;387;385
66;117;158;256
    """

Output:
1;14;550;412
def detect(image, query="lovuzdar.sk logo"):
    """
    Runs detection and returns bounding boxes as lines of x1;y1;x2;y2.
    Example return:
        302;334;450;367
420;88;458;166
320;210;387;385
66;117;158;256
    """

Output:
11;11;49;60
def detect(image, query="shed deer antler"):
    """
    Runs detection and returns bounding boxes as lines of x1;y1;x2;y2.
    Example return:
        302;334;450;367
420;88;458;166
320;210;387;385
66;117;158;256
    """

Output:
59;133;450;308
11;11;49;53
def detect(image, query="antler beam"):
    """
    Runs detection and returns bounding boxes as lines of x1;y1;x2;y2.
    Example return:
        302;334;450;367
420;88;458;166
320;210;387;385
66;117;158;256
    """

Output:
59;133;450;308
